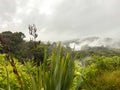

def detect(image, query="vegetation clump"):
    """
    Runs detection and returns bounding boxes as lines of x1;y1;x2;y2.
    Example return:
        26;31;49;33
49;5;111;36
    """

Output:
0;31;120;90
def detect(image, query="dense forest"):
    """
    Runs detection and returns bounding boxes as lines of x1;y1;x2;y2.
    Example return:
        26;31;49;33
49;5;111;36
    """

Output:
0;31;120;90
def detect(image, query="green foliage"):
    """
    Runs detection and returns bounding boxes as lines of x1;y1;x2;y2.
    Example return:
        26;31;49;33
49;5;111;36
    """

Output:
0;31;25;58
43;45;75;90
21;44;77;90
0;44;81;90
0;50;120;90
0;44;4;53
81;56;120;90
90;70;120;90
32;45;45;65
0;54;31;90
0;31;120;90
76;46;120;59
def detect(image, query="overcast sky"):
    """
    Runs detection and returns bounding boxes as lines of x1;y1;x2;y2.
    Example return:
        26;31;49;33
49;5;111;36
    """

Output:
0;0;120;41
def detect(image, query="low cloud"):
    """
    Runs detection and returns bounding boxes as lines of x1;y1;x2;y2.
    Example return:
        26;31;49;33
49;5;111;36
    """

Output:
0;0;120;41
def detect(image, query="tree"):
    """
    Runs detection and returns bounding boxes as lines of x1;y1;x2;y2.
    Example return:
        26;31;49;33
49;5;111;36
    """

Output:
0;31;25;60
28;24;38;41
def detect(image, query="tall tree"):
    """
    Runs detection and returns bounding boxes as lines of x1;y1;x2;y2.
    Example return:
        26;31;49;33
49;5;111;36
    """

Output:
0;31;25;57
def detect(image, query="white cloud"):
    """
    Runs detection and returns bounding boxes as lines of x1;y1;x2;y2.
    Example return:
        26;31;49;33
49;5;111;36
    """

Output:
0;0;120;41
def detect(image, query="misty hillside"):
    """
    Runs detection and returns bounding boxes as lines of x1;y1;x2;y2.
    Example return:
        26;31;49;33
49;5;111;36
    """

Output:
63;37;120;50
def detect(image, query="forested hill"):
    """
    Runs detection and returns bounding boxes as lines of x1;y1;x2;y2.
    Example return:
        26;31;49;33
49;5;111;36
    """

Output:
1;31;120;62
75;46;120;59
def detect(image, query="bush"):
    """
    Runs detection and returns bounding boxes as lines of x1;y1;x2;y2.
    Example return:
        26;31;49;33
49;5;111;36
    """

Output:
0;44;82;90
81;56;120;90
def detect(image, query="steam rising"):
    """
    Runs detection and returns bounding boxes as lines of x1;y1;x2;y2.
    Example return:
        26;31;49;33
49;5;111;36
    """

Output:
67;37;120;50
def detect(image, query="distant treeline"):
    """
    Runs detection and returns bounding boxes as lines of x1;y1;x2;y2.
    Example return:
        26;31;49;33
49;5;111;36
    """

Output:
1;31;120;63
0;31;70;64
